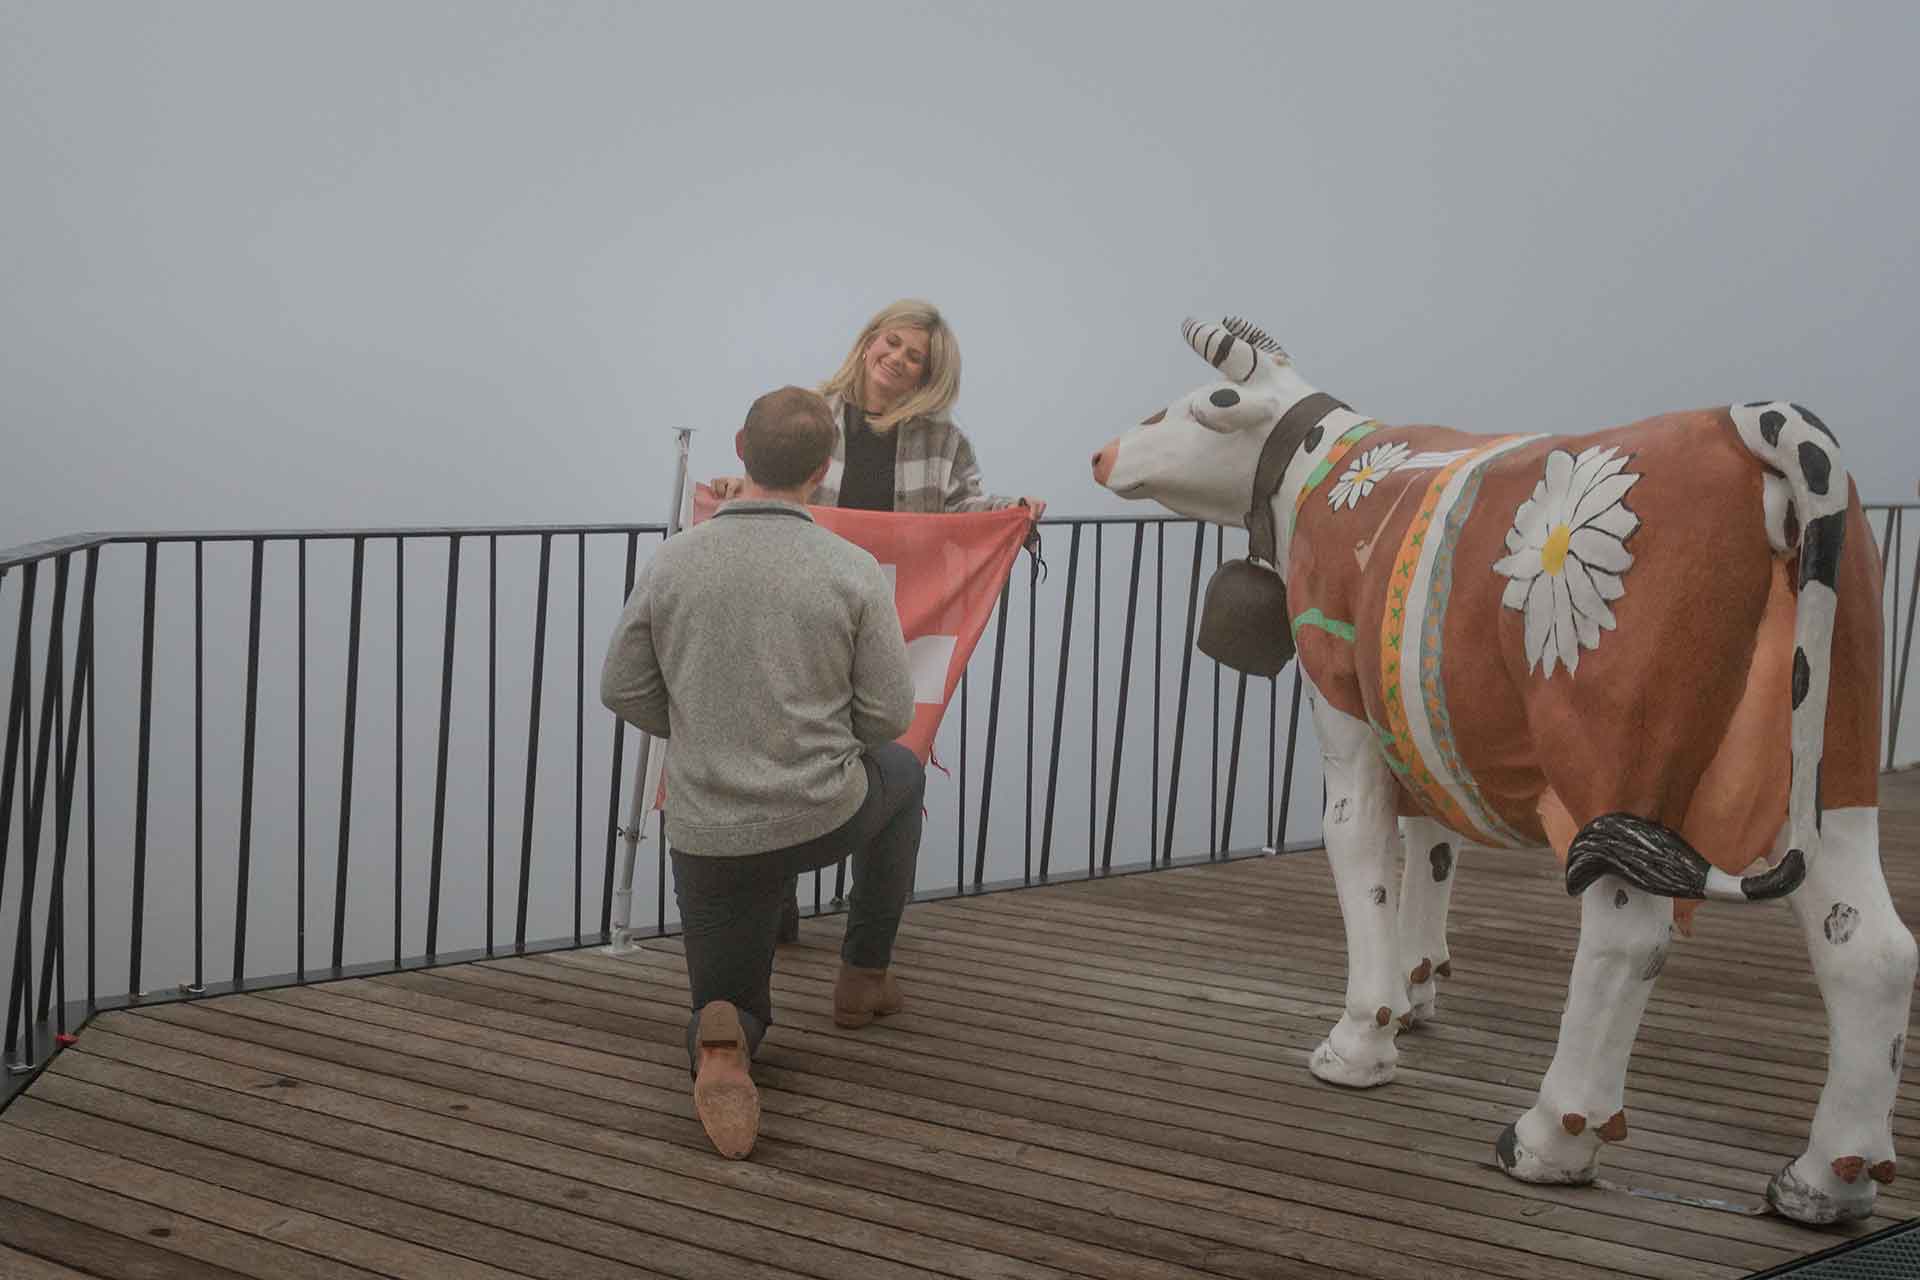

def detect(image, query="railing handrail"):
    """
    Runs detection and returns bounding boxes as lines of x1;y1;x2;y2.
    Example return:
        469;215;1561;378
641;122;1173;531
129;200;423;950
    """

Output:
0;513;1221;572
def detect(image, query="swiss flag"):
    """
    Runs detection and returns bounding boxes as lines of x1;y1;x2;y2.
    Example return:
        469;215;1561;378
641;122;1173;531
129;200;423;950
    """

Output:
656;488;1029;788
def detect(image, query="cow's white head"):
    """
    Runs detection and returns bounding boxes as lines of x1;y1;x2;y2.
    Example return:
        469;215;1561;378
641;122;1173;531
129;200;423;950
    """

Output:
1092;318;1309;529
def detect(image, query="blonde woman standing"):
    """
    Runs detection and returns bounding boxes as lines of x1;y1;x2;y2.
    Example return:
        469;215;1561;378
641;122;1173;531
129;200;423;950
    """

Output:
711;299;1043;940
712;298;1045;516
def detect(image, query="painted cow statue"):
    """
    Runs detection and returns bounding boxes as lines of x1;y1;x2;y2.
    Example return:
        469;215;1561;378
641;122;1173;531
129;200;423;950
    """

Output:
1092;317;1914;1225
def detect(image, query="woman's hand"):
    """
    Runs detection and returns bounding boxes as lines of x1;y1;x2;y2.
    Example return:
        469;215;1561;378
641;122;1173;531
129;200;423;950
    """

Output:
710;476;748;499
1017;497;1047;520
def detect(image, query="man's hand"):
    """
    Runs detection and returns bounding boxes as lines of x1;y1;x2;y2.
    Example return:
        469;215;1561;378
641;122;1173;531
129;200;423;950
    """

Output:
1017;496;1047;520
710;476;748;499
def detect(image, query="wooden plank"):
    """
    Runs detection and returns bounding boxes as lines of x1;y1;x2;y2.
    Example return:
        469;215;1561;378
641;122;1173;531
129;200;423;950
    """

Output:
67;1021;1424;1280
0;1122;529;1280
40;1046;1366;1280
381;961;1780;1275
129;995;1482;1280
0;1242;100;1280
0;1162;382;1280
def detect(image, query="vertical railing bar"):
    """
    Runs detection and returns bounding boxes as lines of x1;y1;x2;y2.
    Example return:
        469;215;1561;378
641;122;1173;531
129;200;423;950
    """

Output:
1887;509;1902;761
7;555;66;1060
1089;525;1101;877
957;670;968;893
1877;507;1896;573
0;565;36;953
130;544;156;997
1160;525;1206;868
487;535;497;955
1210;526;1222;855
38;550;95;1026
971;579;1013;890
426;535;462;959
230;539;264;988
1890;519;1919;768
1221;674;1248;858
1025;538;1037;885
601;531;639;936
84;549;98;1011
1274;664;1303;849
330;536;366;972
192;541;204;992
297;540;307;982
656;809;667;934
393;535;404;969
83;552;98;1013
1266;674;1278;846
516;533;553;949
1100;526;1145;872
1037;524;1082;880
574;532;585;945
1153;524;1163;861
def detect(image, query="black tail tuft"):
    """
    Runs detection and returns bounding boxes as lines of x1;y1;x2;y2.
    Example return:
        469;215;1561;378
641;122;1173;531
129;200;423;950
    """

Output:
1565;813;1709;899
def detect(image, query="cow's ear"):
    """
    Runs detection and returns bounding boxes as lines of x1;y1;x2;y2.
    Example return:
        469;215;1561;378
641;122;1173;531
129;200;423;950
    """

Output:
1191;387;1279;434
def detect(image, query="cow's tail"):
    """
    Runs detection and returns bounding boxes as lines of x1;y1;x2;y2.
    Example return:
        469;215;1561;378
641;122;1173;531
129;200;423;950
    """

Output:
1566;402;1846;905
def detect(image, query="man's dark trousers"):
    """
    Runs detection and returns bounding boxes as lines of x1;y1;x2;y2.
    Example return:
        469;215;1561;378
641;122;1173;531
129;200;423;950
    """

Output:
669;742;925;1067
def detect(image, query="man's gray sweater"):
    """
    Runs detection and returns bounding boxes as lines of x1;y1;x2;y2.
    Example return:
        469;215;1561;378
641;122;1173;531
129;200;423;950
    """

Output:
599;500;916;856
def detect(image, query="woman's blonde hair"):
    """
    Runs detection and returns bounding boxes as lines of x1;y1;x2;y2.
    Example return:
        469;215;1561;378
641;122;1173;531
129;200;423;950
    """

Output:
819;298;962;432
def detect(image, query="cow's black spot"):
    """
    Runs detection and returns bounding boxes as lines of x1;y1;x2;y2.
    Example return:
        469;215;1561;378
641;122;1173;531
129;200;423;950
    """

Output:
1614;889;1630;908
1304;424;1325;451
1369;885;1387;906
1800;511;1845;589
1210;388;1241;408
1759;409;1787;446
1429;842;1454;882
1825;902;1860;945
1743;399;1774;408
1798;441;1832;495
1792;403;1838;443
1792;648;1810;709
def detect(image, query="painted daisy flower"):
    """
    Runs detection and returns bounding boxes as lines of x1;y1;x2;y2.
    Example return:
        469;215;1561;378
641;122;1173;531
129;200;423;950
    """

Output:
1328;442;1412;510
1491;446;1641;677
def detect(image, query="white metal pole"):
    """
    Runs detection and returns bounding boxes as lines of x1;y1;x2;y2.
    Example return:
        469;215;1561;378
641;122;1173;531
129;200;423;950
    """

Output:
607;427;694;953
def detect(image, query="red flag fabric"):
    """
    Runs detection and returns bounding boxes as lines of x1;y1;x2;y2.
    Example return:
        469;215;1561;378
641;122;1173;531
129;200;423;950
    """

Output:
647;488;1029;809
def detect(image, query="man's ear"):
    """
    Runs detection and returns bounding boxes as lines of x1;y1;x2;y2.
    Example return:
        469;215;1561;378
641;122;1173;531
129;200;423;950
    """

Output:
806;457;831;490
734;429;747;462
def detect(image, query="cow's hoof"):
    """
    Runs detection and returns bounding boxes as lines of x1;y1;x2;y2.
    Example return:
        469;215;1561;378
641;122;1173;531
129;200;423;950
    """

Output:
1494;1119;1597;1185
1308;1037;1395;1088
1767;1157;1877;1225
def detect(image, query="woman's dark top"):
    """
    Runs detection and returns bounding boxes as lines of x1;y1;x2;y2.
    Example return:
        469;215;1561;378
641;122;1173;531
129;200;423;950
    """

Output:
838;402;900;512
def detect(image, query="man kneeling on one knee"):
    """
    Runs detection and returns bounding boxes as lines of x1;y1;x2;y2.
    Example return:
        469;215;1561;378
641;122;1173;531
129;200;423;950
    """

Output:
599;385;926;1159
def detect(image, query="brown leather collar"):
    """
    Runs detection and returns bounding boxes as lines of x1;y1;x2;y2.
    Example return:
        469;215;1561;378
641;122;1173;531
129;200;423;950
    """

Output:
1246;391;1347;565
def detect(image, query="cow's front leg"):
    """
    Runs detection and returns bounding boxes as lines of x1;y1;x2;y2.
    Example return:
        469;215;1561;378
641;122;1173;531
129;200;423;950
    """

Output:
1497;871;1670;1184
1397;816;1459;1028
1307;688;1407;1088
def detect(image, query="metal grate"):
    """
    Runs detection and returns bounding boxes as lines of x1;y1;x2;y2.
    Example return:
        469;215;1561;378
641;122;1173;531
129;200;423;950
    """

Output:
1749;1218;1920;1278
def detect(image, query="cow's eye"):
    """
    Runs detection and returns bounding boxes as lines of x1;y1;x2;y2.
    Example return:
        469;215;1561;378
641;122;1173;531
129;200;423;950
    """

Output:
1141;409;1167;425
1209;389;1241;408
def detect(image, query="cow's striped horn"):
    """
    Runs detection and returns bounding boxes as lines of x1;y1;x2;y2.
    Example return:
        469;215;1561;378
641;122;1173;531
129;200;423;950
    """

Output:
1182;317;1260;383
1222;315;1288;361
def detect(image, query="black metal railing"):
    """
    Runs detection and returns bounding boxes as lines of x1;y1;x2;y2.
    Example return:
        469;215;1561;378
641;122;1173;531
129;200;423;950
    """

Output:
3;501;1916;1107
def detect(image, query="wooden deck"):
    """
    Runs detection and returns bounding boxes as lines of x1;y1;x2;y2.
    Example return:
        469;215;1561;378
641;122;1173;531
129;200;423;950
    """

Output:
3;773;1918;1279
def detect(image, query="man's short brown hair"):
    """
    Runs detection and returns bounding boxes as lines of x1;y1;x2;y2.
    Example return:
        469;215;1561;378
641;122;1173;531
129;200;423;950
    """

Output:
740;386;837;489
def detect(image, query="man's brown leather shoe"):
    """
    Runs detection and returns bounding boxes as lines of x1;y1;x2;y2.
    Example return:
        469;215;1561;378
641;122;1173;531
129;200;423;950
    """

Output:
692;1001;759;1158
833;962;905;1029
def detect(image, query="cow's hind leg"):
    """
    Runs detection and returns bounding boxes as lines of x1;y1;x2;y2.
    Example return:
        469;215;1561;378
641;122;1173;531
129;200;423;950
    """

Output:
1497;867;1672;1184
1306;685;1409;1087
1769;806;1916;1225
1398;816;1459;1028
